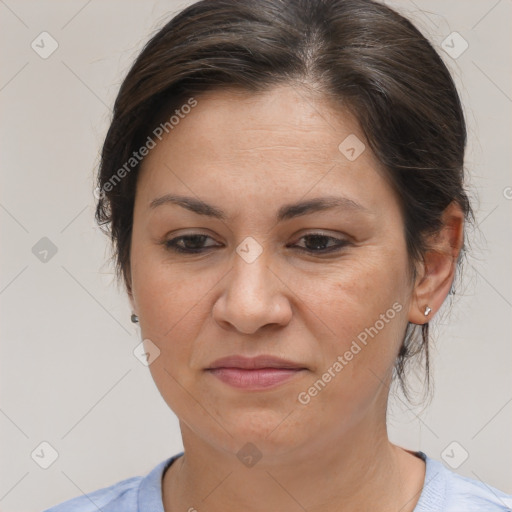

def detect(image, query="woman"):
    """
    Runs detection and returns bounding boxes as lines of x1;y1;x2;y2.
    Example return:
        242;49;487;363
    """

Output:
44;0;512;510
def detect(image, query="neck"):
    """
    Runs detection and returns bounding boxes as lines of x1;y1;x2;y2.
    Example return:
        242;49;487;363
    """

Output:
162;417;425;512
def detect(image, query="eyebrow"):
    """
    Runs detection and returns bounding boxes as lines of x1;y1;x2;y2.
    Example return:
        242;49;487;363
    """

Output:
149;194;370;222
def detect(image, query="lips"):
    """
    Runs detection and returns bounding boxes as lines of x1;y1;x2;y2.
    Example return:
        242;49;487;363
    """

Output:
208;367;304;389
205;355;307;390
206;354;306;370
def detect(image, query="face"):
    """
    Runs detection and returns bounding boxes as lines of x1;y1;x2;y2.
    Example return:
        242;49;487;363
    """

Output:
129;85;416;461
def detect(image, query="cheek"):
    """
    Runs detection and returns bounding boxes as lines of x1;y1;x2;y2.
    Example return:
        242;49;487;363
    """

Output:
299;246;411;385
303;245;409;334
130;236;206;328
134;269;211;362
129;242;206;376
132;258;216;416
291;267;409;432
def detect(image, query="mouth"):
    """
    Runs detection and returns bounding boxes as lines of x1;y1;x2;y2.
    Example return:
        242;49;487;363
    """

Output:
205;355;307;390
206;367;306;390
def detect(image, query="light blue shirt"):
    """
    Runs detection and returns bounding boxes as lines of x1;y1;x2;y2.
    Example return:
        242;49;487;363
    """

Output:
43;451;512;511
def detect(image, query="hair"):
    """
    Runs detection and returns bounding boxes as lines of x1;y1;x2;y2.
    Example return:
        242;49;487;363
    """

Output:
95;0;473;400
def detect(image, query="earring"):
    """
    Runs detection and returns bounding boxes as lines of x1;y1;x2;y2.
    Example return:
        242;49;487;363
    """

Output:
424;306;431;316
131;313;139;323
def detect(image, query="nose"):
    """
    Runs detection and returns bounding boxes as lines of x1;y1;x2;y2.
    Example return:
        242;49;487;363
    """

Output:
212;247;293;335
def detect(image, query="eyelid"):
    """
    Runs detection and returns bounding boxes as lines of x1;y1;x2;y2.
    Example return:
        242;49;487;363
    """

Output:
290;229;348;242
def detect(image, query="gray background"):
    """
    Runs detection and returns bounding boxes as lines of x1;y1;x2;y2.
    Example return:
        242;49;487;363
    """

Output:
0;1;510;510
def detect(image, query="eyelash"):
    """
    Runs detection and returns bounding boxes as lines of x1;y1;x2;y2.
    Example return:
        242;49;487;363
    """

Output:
163;233;350;255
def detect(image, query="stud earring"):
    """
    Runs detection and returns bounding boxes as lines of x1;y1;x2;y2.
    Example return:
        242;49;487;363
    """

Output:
424;306;431;316
131;314;139;323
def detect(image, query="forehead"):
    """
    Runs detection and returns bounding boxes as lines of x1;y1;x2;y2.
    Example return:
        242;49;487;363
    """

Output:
163;85;365;159
136;85;394;215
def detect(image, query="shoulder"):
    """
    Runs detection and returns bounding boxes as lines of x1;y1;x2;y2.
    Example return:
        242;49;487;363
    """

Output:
442;468;512;511
415;453;512;512
42;453;182;512
42;476;142;512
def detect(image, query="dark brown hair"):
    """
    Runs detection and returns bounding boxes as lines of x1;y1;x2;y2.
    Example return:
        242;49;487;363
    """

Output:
95;0;473;399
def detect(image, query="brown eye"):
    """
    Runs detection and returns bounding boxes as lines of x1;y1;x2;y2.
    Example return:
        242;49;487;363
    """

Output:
165;234;219;253
292;233;350;254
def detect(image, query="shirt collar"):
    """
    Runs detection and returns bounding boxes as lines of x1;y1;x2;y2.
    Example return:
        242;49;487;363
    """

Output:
137;451;184;512
136;450;438;511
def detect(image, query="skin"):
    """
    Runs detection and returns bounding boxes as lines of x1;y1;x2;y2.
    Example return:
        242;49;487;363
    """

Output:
128;84;464;512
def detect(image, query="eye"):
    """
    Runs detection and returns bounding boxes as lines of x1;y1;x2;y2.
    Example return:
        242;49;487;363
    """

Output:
164;232;350;255
164;234;220;254
290;233;350;254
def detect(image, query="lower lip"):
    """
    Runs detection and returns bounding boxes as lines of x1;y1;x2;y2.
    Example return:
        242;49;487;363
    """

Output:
207;368;305;390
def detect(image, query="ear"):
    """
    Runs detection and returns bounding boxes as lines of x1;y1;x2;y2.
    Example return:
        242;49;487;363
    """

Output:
408;201;465;324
